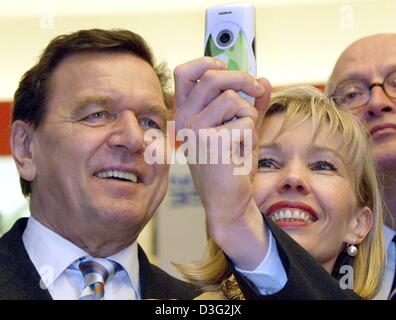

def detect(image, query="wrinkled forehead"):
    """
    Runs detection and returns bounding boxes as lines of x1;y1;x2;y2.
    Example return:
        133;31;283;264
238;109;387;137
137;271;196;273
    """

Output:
328;35;396;93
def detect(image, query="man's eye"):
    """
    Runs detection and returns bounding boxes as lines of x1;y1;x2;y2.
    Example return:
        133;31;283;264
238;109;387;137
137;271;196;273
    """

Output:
310;160;337;171
258;158;278;169
140;118;160;130
83;111;110;121
385;70;396;89
344;91;362;102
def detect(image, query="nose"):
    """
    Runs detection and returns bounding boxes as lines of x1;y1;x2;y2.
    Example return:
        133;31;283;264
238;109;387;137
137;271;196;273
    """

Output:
107;112;145;154
277;170;310;195
361;86;396;120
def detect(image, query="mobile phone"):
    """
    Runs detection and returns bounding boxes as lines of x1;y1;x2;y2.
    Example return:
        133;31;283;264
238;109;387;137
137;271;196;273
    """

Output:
204;3;256;104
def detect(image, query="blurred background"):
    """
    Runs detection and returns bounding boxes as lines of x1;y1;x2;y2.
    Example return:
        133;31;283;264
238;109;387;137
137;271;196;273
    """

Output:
1;0;395;279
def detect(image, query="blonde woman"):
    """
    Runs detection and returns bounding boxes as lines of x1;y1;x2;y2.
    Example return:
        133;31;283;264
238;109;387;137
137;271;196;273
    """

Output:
175;84;385;300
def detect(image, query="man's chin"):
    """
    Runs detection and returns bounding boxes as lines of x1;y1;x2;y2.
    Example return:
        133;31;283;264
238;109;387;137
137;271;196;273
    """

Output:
373;144;396;173
92;200;147;226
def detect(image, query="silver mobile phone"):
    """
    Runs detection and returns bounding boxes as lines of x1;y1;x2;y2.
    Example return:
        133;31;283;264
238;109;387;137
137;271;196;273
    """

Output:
204;3;256;103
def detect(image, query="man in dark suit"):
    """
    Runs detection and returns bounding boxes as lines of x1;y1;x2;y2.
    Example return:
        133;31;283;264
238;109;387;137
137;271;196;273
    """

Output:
0;29;199;300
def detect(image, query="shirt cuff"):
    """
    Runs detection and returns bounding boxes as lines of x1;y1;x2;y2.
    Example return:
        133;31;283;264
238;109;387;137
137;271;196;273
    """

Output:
235;229;287;295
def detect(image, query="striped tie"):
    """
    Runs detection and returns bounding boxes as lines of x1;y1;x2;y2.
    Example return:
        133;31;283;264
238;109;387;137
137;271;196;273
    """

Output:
79;257;120;300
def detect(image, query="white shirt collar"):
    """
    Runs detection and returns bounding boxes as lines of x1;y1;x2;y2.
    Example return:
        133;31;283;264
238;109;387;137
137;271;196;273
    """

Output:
107;239;141;297
384;224;396;248
22;216;140;294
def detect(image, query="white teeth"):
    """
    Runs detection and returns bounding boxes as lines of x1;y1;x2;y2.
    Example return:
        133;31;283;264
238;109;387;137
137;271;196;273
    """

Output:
292;210;300;219
270;208;315;224
96;170;138;183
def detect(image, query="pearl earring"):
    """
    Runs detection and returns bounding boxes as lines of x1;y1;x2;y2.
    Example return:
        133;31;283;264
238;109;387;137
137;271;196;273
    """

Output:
347;242;358;257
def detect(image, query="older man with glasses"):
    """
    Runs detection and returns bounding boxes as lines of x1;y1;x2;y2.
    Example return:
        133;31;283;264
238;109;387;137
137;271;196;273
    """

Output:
327;33;396;300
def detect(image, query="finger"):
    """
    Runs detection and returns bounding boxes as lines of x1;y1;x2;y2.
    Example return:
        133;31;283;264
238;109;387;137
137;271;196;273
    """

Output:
219;117;257;149
219;117;258;176
188;90;258;131
188;117;257;177
173;57;227;110
186;70;265;116
254;77;272;132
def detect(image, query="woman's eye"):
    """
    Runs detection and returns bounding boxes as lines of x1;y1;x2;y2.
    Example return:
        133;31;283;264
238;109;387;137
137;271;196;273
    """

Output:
310;160;337;171
140;118;161;130
258;158;278;169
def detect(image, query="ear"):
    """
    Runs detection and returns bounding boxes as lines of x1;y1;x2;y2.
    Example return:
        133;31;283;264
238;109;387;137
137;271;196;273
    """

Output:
344;206;373;245
10;120;37;182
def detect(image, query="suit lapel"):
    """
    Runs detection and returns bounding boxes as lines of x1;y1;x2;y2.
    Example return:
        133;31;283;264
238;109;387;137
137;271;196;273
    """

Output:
0;218;52;300
138;245;200;300
138;245;164;299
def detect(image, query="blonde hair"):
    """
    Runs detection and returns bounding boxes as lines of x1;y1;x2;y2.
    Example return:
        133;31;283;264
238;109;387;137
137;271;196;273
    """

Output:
176;86;385;299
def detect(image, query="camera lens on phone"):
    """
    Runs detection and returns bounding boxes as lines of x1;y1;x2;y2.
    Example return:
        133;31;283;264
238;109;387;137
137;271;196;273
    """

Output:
217;30;233;47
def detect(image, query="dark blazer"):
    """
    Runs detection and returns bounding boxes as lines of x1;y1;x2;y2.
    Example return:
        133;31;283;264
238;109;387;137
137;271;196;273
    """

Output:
233;219;361;300
0;218;200;300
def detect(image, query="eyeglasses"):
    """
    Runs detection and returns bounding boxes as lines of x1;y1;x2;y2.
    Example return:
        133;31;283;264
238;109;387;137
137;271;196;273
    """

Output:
332;70;396;109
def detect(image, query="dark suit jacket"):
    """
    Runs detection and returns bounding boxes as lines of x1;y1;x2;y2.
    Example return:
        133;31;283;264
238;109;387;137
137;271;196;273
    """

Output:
233;219;361;300
0;218;200;300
